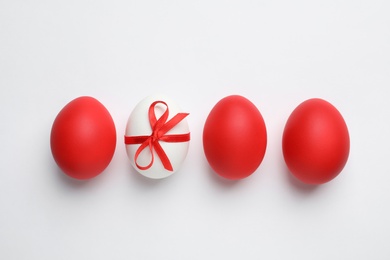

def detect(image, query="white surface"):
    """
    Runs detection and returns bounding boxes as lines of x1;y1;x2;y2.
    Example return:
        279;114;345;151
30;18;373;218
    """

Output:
125;95;190;179
1;0;389;259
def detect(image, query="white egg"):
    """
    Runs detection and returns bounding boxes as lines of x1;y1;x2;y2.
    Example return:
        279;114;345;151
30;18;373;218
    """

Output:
125;95;190;179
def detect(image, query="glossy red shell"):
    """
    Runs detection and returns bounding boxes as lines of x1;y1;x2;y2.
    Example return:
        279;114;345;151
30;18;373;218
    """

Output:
282;98;350;185
50;96;116;180
203;95;267;180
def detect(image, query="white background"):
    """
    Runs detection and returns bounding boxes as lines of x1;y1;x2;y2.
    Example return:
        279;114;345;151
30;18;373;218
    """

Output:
1;0;389;259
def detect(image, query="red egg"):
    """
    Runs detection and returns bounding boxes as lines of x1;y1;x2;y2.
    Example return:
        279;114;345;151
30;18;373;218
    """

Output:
203;95;267;180
50;96;116;180
282;98;350;185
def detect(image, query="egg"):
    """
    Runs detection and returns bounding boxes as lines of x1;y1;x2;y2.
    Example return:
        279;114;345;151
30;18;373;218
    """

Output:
203;95;267;180
282;98;350;185
124;95;190;179
50;96;116;180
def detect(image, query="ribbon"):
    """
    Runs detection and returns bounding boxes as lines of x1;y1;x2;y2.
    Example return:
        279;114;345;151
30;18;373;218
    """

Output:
124;101;190;171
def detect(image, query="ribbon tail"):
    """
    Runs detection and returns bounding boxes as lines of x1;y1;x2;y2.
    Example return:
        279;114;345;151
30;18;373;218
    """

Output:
158;113;189;135
153;140;174;171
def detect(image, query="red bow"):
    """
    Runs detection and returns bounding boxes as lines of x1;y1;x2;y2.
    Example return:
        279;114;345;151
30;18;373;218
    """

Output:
124;101;190;171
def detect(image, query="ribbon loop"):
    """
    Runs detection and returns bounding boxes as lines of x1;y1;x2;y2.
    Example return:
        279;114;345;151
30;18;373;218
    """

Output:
124;101;190;172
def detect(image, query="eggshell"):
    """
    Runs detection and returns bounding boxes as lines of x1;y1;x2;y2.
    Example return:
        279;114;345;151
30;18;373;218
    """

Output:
125;95;190;179
282;98;350;185
203;95;267;180
50;96;116;180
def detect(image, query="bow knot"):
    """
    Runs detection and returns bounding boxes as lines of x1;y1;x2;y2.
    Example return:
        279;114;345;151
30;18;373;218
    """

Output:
124;101;190;172
152;131;159;141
